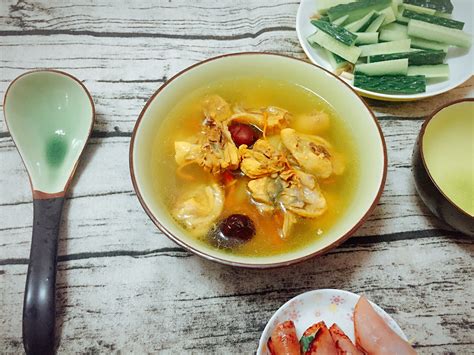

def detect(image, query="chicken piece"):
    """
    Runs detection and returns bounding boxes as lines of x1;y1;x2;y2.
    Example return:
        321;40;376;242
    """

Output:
281;128;333;179
265;106;291;132
239;139;286;179
247;176;282;213
201;119;240;174
174;118;240;175
354;296;417;355
226;106;290;133
174;141;200;165
172;183;224;236
329;323;364;355
279;169;327;218
267;321;300;355
292;110;330;135
202;94;231;121
248;177;277;205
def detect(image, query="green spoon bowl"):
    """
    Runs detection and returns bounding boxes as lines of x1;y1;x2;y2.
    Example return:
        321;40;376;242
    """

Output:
3;70;94;354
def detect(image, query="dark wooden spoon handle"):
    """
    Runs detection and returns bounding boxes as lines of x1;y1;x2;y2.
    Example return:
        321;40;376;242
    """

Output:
23;197;64;355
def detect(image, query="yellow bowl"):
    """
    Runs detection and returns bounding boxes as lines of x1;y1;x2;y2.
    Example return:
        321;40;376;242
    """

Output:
130;53;387;268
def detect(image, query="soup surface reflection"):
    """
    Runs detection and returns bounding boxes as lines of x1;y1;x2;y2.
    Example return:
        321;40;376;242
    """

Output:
150;77;359;256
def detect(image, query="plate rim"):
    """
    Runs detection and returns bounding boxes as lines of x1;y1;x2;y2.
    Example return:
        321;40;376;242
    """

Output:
257;288;408;354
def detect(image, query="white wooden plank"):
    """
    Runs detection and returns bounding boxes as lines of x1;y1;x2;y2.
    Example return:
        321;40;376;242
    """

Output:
0;0;298;35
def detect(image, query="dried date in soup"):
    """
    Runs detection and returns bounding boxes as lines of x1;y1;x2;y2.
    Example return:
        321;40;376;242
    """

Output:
208;214;256;249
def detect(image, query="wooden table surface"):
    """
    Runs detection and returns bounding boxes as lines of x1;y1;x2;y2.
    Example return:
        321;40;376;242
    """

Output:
1;1;473;353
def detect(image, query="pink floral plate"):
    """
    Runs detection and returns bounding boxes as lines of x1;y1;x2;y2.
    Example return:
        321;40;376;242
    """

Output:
257;289;407;354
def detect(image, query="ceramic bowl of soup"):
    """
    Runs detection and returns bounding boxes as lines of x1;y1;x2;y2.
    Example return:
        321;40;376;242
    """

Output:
413;99;474;236
130;53;387;267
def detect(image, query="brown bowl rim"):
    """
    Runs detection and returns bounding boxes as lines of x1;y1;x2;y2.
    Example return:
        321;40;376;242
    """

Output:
129;52;388;269
418;97;474;220
3;69;95;199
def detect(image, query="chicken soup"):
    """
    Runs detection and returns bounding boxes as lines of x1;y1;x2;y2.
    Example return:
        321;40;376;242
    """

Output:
150;77;359;256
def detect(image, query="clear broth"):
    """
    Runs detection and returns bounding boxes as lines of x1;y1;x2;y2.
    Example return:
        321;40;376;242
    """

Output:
149;77;359;256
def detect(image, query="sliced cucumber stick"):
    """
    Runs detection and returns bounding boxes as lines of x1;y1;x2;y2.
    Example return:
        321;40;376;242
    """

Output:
400;3;437;14
311;20;358;46
317;0;356;14
403;9;464;29
344;10;377;32
359;38;411;56
354;73;426;94
332;14;350;26
380;29;409;41
407;64;449;78
368;50;446;65
410;36;450;51
308;31;361;63
327;0;392;22
355;58;408;75
402;0;454;14
324;49;350;70
355;32;379;44
378;6;397;24
407;19;472;48
365;13;386;32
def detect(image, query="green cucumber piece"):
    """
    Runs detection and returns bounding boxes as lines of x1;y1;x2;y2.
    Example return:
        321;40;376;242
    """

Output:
402;9;464;29
355;32;379;44
360;13;382;31
359;38;411;56
317;0;356;15
311;20;358;46
332;14;350;26
354;73;426;93
379;24;409;41
378;6;397;24
379;29;409;41
408;19;472;48
401;3;437;14
345;11;378;32
308;31;362;63
327;0;392;22
381;22;409;32
324;49;350;69
368;50;447;65
407;64;449;78
410;36;449;51
366;13;386;32
402;0;453;14
355;58;408;75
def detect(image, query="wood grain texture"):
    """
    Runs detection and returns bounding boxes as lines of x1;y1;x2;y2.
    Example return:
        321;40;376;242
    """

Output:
0;0;473;354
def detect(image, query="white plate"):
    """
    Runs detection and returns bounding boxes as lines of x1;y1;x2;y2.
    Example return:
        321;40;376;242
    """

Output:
257;289;407;354
296;0;474;101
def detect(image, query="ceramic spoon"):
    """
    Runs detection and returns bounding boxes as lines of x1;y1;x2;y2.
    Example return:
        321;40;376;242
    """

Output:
3;70;94;354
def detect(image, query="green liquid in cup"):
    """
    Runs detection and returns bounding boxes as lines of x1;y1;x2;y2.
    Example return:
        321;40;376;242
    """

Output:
423;101;474;216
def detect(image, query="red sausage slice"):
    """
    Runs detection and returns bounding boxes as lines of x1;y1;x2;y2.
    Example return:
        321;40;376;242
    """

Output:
268;320;300;355
328;323;364;355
